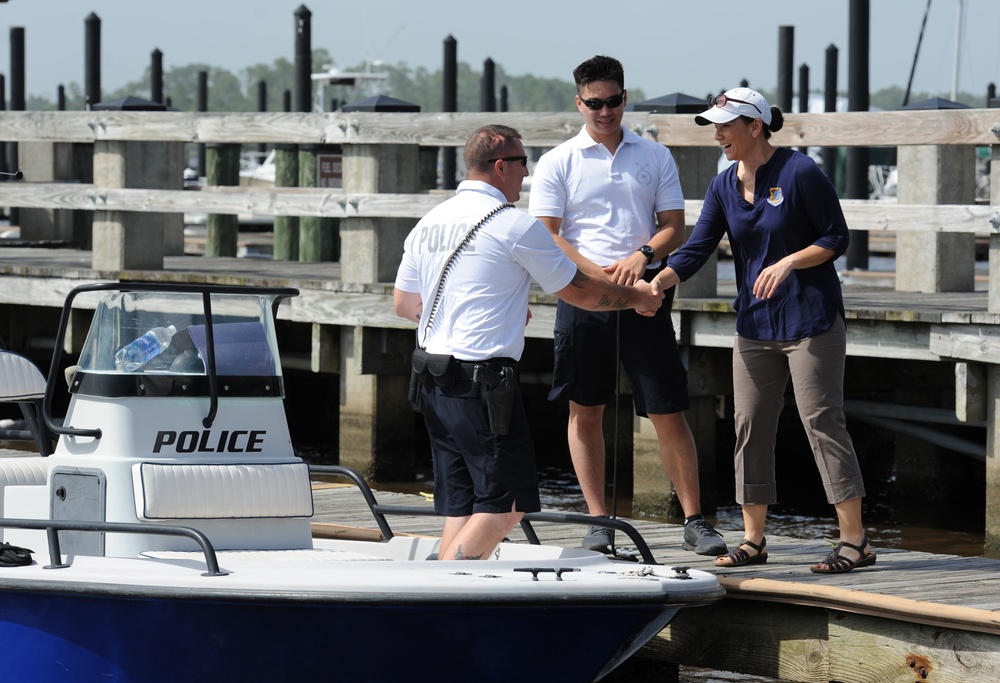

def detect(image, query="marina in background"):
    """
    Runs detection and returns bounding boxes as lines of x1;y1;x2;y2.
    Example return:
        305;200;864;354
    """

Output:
0;3;997;681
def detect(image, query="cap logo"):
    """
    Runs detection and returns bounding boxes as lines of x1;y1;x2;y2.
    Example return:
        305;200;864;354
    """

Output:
767;187;784;207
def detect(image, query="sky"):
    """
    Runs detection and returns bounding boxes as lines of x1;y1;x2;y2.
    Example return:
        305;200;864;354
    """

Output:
0;0;998;106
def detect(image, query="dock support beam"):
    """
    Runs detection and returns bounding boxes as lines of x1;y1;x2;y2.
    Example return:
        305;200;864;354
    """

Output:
91;139;183;271
337;142;421;479
987;139;1000;556
988;366;1000;556
633;339;728;518
340;144;419;283
673;145;720;301
18;142;82;243
338;327;419;481
895;143;976;293
989;140;1000;314
623;147;731;517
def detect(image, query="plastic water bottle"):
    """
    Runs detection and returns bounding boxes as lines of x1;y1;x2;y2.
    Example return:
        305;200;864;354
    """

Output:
114;325;177;372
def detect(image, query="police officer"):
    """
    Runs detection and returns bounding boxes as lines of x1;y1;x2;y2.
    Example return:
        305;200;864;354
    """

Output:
394;124;663;561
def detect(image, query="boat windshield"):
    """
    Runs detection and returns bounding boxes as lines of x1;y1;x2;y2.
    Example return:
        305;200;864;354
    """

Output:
76;291;282;379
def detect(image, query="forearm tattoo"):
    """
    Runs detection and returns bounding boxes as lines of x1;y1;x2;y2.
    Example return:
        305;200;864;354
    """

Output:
570;269;630;309
569;269;590;288
597;293;629;309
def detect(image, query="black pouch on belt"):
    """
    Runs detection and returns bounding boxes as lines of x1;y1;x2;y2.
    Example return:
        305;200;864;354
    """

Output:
407;362;423;413
409;348;457;412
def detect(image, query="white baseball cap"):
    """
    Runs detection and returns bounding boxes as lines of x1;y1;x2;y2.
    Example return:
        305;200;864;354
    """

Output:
695;87;772;126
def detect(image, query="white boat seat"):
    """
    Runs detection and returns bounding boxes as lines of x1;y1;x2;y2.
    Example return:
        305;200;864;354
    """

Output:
0;457;48;487
132;462;314;520
0;458;48;541
0;351;47;401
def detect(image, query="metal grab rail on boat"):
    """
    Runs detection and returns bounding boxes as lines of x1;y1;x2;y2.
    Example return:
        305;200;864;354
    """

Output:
309;465;658;564
521;512;657;565
309;465;396;541
0;517;228;576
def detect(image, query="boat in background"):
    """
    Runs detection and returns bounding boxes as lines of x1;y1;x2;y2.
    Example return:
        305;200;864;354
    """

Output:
311;61;390;112
0;281;723;682
239;148;277;187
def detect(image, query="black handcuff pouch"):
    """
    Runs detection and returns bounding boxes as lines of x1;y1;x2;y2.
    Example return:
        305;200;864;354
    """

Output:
408;347;457;411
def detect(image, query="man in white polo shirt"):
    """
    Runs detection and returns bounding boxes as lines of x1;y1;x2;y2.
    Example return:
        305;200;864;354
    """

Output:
395;124;663;561
528;55;726;556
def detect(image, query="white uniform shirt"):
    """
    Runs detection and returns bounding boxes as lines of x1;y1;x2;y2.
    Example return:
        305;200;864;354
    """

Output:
528;125;685;268
395;181;577;361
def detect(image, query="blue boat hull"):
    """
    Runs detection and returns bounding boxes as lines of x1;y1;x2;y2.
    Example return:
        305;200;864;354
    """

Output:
0;589;677;682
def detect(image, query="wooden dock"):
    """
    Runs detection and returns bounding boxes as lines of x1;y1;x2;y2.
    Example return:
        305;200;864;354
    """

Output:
0;107;997;535
311;482;1000;683
0;244;994;530
0;107;997;683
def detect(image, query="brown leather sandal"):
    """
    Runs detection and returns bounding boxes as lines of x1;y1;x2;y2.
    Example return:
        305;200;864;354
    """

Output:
714;537;767;567
810;536;877;574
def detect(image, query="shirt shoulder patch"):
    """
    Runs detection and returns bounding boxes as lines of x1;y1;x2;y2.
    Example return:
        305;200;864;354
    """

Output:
767;187;784;206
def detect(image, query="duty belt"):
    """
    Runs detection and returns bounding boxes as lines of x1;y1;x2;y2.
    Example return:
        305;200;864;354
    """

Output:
454;361;515;388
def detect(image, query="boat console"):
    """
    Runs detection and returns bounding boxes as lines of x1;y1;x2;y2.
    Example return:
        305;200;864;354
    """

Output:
4;283;313;556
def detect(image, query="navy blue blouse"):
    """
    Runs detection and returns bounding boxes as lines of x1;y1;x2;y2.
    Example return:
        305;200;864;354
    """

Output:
668;147;848;341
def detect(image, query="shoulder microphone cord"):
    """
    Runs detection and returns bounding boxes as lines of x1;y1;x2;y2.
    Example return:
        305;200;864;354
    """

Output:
420;202;514;347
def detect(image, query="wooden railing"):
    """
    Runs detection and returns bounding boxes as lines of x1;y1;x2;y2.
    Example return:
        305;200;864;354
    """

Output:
0;107;997;302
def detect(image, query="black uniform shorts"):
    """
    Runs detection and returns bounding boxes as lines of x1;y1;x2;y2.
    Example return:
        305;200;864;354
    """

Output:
419;371;540;517
548;282;690;416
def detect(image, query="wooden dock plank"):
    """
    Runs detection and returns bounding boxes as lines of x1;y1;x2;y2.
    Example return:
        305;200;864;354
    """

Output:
1;108;998;148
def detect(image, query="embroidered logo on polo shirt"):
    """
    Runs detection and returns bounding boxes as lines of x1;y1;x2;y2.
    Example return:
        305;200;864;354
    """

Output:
767;187;784;206
635;161;652;186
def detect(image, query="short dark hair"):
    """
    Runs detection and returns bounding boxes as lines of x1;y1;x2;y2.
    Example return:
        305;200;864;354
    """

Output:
464;124;522;174
573;55;625;92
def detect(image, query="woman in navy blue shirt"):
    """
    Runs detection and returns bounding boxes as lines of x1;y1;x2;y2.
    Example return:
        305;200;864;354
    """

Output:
652;87;874;574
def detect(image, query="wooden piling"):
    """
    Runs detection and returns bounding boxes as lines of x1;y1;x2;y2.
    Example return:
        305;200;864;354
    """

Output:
84;14;100;108
298;145;334;262
205;143;240;257
273;146;299;261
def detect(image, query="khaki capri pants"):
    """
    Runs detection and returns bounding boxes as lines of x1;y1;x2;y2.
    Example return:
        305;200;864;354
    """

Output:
732;315;866;506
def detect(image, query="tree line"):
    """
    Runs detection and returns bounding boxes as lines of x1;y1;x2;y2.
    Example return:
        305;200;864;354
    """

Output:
24;49;591;114
23;49;986;114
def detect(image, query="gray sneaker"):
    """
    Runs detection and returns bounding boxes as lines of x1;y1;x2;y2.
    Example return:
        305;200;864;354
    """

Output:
682;518;727;556
581;518;615;553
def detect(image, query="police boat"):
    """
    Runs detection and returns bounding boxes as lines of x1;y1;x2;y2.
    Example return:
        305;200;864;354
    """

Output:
0;282;723;683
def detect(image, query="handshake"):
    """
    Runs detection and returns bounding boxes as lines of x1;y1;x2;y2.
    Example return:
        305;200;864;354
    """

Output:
629;263;686;316
631;280;664;317
630;266;684;316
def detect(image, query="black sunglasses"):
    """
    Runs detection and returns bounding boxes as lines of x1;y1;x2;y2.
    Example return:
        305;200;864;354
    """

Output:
708;93;762;115
579;90;626;110
487;155;528;167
